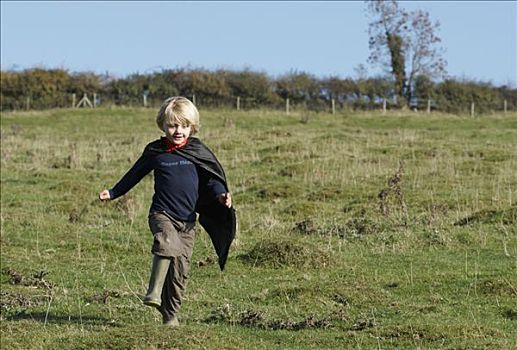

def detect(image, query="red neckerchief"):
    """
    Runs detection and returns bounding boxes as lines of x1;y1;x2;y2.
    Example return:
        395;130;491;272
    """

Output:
164;137;188;153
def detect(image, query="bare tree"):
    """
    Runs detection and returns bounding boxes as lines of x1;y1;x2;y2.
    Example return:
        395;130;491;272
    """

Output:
366;0;408;102
404;9;447;102
366;0;447;105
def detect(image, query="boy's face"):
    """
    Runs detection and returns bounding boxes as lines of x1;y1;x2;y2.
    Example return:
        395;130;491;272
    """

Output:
163;121;191;145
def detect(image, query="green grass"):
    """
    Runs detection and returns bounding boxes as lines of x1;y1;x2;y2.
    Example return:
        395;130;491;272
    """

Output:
1;107;516;349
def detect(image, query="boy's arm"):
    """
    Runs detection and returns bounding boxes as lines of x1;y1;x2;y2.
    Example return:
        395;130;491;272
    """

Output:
216;192;232;208
207;177;232;208
99;189;111;201
103;151;153;201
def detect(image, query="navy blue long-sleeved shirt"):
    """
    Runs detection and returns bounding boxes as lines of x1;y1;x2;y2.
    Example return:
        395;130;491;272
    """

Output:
109;149;226;222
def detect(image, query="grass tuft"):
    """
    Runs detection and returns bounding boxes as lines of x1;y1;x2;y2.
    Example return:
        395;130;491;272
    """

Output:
238;239;331;268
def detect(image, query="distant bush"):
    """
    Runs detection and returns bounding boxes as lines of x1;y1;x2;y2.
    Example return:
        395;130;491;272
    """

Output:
1;67;515;114
435;79;508;114
0;69;104;110
221;69;280;109
1;68;70;110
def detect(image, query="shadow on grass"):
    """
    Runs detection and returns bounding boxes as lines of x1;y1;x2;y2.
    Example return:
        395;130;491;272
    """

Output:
5;311;122;327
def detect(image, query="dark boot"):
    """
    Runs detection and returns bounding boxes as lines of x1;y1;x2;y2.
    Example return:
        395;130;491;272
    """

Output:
163;315;180;327
143;255;170;308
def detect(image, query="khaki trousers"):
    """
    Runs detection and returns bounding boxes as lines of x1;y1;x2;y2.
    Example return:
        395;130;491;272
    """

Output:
148;211;195;321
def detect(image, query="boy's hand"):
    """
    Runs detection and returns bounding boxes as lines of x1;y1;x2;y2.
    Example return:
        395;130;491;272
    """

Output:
217;193;232;208
99;189;111;201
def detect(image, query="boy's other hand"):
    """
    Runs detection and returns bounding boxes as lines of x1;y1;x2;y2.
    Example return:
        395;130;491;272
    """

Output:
217;193;232;208
99;190;111;201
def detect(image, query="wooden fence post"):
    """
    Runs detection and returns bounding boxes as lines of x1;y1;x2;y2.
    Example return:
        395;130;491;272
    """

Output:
72;93;76;108
25;97;30;110
286;98;290;115
93;93;97;108
143;94;147;107
237;96;240;111
76;93;93;108
427;99;431;114
470;102;475;118
331;99;336;114
382;98;386;114
504;100;507;113
192;94;196;105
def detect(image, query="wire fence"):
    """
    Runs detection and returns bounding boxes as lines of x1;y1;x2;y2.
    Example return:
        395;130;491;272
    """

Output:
2;92;515;116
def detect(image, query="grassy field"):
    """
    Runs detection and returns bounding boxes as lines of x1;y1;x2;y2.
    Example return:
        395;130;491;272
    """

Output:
1;107;516;349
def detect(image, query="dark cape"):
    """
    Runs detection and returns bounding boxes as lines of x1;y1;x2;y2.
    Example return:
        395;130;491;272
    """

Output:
146;137;236;271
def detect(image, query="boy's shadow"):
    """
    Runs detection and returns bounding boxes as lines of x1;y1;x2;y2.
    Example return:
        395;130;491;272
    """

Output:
6;311;121;327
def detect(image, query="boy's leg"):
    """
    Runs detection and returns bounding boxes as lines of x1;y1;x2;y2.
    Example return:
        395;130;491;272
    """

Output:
160;223;195;324
145;212;184;308
143;255;170;307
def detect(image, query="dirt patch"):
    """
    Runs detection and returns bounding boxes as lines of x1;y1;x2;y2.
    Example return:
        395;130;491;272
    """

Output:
2;268;54;290
293;213;378;238
293;219;319;235
204;304;335;331
343;215;379;236
269;315;332;331
479;279;517;297
196;256;216;267
204;303;234;323
1;268;54;315
85;290;123;304
238;309;267;328
0;291;49;314
350;317;376;331
331;293;350;306
238;240;330;268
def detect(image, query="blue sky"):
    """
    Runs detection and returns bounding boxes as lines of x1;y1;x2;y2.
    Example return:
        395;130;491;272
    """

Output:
1;1;516;86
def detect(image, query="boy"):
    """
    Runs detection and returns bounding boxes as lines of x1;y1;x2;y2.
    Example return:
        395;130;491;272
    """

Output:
99;96;236;327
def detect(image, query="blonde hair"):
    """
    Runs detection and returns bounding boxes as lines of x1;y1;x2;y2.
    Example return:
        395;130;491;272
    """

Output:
156;96;200;134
